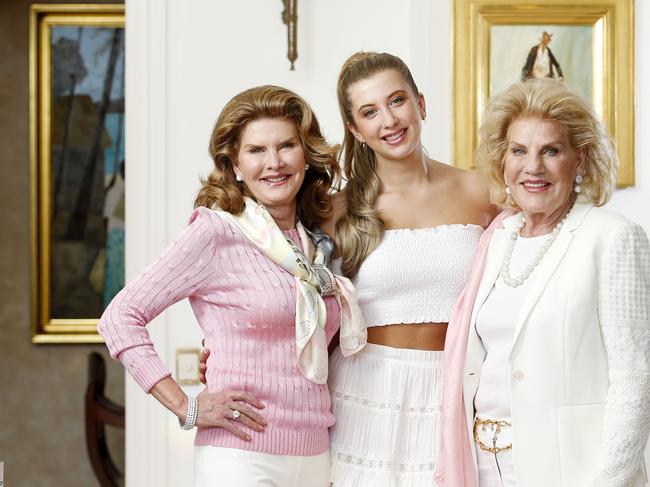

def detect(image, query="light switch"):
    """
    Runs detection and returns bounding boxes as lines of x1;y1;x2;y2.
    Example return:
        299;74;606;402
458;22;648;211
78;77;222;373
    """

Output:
176;348;200;385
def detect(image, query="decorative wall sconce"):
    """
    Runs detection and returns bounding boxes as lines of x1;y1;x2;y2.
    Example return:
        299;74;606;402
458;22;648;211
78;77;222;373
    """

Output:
281;0;297;69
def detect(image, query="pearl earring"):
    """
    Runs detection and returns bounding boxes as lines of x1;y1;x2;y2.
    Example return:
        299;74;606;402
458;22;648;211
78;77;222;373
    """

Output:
505;185;511;195
305;163;310;170
235;174;243;182
574;174;583;193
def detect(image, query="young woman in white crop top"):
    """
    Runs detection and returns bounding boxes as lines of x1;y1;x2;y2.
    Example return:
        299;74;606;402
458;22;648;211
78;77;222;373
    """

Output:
324;52;497;486
197;53;497;485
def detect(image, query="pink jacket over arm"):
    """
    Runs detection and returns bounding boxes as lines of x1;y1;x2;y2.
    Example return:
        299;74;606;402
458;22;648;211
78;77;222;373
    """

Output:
436;210;514;487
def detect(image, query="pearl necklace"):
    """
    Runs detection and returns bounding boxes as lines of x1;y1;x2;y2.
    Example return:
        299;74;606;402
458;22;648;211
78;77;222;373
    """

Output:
501;214;567;288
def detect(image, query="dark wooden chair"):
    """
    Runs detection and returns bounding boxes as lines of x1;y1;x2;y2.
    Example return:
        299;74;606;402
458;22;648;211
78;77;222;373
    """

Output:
85;352;125;487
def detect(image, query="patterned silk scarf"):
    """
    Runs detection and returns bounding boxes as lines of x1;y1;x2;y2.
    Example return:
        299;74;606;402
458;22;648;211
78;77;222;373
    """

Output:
213;197;366;384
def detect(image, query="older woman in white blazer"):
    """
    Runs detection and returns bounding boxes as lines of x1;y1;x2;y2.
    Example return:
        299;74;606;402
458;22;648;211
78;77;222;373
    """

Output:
437;79;650;487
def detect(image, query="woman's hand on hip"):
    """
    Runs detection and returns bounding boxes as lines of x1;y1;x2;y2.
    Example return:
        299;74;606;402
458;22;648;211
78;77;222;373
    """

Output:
198;346;209;385
196;389;266;441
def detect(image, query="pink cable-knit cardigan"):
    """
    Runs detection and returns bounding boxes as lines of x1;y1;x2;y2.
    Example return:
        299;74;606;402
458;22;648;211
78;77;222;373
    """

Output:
436;210;514;486
98;207;340;456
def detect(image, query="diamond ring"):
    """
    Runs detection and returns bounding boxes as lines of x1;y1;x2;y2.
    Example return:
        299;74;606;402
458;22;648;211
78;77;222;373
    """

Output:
231;409;241;420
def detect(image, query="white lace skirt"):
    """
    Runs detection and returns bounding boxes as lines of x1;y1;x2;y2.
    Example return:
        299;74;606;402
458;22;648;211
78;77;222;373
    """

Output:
328;343;443;487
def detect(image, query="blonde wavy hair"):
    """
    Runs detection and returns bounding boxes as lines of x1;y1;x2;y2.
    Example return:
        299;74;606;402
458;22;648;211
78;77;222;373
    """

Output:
195;85;340;230
335;52;420;278
476;78;618;208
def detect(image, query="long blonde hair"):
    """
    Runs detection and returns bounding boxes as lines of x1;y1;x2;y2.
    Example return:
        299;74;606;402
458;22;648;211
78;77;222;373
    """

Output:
195;85;340;230
335;52;420;278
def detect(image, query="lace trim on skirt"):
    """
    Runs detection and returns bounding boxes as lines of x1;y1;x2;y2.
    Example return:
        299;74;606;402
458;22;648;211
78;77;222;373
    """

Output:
328;343;443;486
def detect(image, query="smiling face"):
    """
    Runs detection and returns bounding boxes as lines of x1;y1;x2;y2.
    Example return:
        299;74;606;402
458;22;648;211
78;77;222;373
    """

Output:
346;69;425;163
234;117;306;219
504;116;585;227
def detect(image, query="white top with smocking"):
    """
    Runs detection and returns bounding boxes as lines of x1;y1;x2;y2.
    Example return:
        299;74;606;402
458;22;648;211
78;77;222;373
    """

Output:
352;224;483;327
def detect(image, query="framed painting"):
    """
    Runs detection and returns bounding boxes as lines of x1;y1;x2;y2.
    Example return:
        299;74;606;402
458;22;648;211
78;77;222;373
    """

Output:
453;0;634;187
30;4;125;343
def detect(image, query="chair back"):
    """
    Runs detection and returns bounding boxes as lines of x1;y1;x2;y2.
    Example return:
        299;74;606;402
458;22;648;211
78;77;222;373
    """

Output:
85;352;125;487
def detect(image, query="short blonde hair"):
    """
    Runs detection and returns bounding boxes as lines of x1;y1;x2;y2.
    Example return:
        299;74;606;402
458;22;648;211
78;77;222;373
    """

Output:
195;85;340;230
476;79;618;207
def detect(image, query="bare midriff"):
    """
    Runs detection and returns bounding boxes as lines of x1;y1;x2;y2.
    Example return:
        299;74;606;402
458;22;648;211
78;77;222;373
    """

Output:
367;323;448;351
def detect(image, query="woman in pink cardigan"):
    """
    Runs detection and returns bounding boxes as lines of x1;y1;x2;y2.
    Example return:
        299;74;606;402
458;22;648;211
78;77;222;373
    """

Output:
98;85;365;487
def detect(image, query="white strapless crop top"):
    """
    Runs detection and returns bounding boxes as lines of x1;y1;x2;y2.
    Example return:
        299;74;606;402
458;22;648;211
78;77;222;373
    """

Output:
352;224;483;327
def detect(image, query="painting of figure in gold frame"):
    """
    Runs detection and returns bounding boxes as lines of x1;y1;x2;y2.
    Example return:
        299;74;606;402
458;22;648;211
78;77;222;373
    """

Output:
453;0;634;187
30;4;125;343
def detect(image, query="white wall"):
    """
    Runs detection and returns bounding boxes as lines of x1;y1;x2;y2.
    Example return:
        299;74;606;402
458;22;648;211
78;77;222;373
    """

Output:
125;0;649;484
161;0;451;228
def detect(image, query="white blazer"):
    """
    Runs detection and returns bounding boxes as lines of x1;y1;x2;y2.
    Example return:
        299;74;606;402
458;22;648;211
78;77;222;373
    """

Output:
462;203;649;487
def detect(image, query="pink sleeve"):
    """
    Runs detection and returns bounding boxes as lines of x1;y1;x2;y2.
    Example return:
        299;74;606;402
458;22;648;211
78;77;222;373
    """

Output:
97;207;219;392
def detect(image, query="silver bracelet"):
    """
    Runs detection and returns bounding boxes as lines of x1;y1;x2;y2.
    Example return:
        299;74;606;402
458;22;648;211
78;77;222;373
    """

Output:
178;396;198;430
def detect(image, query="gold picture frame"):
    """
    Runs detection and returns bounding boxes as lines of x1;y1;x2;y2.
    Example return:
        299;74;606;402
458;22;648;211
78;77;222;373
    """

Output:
453;0;634;187
30;4;125;343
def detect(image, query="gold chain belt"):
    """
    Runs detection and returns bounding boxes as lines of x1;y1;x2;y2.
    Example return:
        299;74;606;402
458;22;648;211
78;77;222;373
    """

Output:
473;417;513;454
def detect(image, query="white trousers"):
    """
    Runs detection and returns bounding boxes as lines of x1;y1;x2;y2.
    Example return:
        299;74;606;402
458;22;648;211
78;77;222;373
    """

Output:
474;422;516;487
193;446;330;487
476;447;516;487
